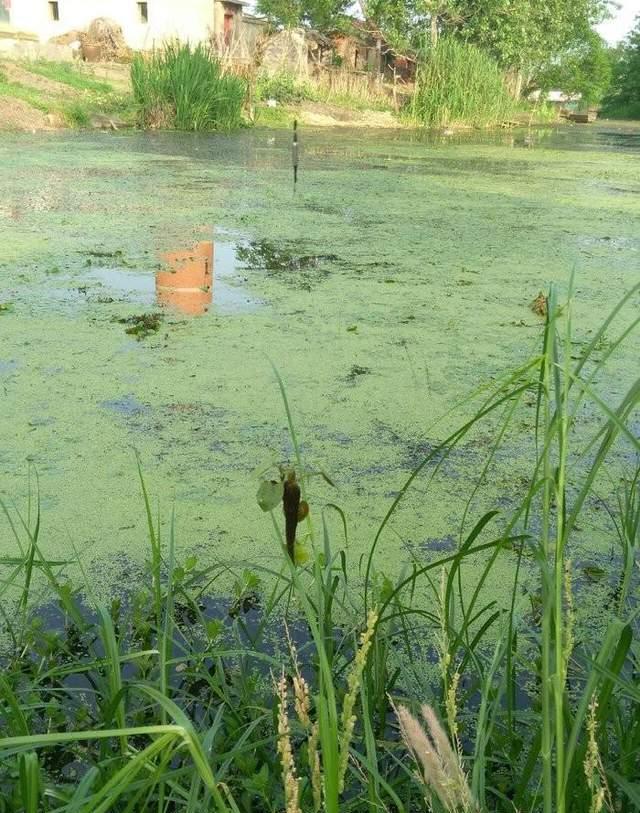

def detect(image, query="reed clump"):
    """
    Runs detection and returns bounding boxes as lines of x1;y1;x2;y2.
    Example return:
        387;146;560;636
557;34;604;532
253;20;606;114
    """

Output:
408;38;517;128
131;41;246;131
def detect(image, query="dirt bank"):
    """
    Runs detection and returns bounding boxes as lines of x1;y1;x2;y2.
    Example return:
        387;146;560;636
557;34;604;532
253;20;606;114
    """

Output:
0;96;51;130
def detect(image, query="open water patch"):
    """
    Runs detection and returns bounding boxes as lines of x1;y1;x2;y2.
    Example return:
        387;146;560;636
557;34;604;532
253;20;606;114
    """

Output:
100;394;149;417
36;233;263;317
0;359;18;375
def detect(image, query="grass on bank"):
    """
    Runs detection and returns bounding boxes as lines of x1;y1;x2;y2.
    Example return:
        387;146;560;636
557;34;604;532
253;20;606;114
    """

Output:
0;59;135;127
407;38;518;128
131;42;246;131
0;281;639;812
21;59;114;95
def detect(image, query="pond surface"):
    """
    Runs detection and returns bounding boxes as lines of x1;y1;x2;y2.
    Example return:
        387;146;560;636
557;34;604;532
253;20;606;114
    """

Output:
0;122;639;626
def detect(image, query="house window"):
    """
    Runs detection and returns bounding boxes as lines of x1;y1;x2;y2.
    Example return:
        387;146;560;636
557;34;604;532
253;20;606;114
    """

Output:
48;1;59;21
137;2;148;23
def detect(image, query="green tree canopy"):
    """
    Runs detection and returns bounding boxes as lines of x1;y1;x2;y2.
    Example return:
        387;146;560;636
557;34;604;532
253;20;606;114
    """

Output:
450;0;612;69
363;0;613;67
532;29;613;107
257;0;350;30
601;15;640;118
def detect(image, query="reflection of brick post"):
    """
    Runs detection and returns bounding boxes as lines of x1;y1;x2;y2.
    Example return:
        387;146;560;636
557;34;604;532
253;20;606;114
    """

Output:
198;241;214;282
156;241;214;316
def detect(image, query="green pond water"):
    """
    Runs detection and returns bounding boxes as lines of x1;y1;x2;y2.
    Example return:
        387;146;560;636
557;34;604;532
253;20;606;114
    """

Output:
0;122;639;622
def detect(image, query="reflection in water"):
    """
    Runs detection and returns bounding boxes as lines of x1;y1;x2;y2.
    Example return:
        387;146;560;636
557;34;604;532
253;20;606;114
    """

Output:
156;241;214;315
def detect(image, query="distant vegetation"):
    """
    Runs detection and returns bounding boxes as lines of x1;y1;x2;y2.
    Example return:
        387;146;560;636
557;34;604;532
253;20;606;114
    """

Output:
532;29;612;111
255;69;392;112
131;42;246;131
255;0;640;125
601;16;640;119
408;39;517;128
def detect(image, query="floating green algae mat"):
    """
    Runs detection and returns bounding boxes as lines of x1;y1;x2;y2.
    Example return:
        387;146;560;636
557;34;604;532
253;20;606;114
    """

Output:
0;124;638;624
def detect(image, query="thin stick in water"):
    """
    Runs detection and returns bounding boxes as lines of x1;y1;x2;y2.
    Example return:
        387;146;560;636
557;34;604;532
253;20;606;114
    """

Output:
292;119;299;192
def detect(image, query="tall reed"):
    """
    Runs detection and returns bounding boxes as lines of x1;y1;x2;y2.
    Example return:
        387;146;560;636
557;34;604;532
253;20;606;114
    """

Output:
131;41;246;131
408;38;517;128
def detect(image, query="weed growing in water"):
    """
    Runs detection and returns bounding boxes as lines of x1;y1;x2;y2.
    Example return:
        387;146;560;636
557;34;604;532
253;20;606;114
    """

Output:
119;312;162;339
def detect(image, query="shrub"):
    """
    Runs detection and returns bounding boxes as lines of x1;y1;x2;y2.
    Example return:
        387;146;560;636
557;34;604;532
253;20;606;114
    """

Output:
408;38;517;128
255;71;317;104
131;42;247;131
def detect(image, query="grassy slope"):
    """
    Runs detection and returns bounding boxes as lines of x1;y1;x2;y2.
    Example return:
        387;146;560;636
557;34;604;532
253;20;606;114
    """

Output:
0;58;135;127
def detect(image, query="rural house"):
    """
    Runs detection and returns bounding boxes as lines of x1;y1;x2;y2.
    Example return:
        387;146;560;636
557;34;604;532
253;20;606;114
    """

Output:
3;0;252;50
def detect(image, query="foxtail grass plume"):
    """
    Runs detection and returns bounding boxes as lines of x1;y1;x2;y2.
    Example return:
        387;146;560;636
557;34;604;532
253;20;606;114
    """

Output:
308;721;322;813
276;674;301;813
396;703;476;813
584;696;609;813
338;609;378;793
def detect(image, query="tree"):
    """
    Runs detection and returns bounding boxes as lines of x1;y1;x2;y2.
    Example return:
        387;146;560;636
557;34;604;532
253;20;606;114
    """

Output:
533;30;613;108
362;0;614;70
257;0;350;30
601;15;640;117
450;0;613;71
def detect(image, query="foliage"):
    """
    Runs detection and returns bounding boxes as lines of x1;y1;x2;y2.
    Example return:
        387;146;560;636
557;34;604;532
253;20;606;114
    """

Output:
408;38;517;127
255;71;317;104
363;0;613;72
130;42;246;131
450;0;611;70
533;30;613;108
601;15;640;119
254;69;392;113
61;100;92;127
256;0;350;32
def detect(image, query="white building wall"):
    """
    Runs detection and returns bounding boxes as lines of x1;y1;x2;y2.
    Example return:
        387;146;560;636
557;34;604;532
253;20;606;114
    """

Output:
9;0;215;48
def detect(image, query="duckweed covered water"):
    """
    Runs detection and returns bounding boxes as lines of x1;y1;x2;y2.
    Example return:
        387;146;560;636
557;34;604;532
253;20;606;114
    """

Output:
0;123;639;628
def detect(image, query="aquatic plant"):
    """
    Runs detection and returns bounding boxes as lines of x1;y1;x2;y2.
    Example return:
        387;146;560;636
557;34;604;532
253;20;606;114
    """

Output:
118;312;162;339
0;283;639;811
130;42;247;131
408;38;517;128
